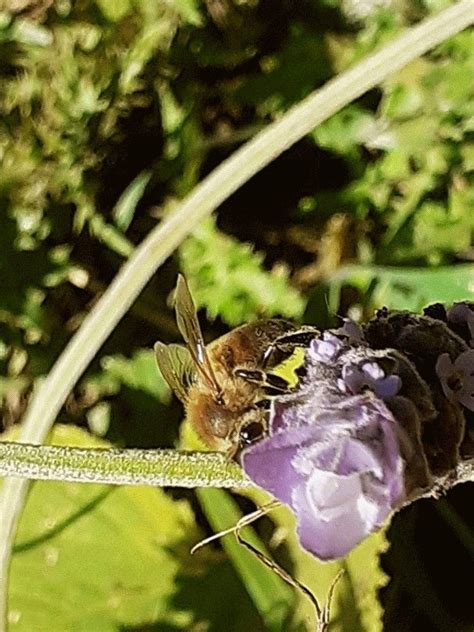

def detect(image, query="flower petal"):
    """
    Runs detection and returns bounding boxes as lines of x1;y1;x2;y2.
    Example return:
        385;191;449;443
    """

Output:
448;303;474;346
454;349;474;374
333;319;365;344
292;471;384;560
310;333;344;364
242;434;304;506
436;353;455;400
241;393;405;561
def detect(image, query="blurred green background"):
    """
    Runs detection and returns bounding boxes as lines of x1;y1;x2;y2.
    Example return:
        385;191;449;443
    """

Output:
0;0;473;630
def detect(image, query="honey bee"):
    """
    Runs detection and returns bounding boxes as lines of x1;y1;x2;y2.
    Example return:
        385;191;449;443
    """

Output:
155;275;309;457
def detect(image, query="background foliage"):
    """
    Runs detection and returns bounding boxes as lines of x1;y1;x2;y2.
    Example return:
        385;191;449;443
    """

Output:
0;0;473;630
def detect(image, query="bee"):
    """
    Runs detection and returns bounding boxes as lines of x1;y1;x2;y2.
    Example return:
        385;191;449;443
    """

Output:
155;275;314;457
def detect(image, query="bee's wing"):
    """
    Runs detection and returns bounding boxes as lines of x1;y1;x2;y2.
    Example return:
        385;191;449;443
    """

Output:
154;342;196;403
174;274;222;397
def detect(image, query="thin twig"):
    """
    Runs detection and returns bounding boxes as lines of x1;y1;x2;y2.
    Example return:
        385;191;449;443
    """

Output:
190;500;280;554
234;512;343;631
236;528;323;623
318;570;345;632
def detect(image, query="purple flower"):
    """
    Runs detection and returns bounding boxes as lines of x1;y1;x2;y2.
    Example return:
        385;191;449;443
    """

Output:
310;332;344;364
435;350;474;411
447;303;474;347
338;361;402;400
333;318;365;344
241;393;405;561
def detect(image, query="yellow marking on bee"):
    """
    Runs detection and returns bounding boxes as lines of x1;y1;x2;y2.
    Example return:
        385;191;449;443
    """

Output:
269;347;306;389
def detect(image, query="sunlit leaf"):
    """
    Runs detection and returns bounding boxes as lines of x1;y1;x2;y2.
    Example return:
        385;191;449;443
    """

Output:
95;0;132;22
5;426;199;631
180;218;306;326
112;170;152;232
100;349;170;403
173;0;203;26
332;264;474;312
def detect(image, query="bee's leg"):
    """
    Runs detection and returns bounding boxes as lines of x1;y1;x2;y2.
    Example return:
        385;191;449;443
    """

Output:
262;327;319;369
253;399;271;410
234;368;265;385
273;328;320;347
234;369;290;395
261;373;292;395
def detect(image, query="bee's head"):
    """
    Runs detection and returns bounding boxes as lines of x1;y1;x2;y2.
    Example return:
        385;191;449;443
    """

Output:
187;388;269;456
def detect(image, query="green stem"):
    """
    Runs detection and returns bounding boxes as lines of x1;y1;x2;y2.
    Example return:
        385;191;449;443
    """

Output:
0;442;250;488
1;2;473;629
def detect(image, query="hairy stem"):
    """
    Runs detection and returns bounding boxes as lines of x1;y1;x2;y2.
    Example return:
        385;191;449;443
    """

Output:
0;439;472;492
0;442;250;488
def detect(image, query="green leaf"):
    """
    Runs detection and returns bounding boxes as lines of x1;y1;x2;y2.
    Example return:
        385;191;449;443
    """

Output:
342;529;388;632
461;142;474;172
332;264;474;311
235;24;331;109
96;0;132;22
112;170;152;232
5;425;200;631
312;105;375;157
88;216;134;258
10;20;53;46
172;0;203;26
100;349;170;403
95;0;132;22
86;401;112;437
383;82;424;119
179;217;306;326
411;200;473;264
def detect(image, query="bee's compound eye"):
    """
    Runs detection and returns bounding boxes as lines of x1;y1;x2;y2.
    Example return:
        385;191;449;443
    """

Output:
239;421;265;446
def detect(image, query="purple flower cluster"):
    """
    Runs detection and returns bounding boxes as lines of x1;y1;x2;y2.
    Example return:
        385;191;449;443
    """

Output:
241;328;406;561
337;361;401;400
448;303;474;348
436;350;474;411
242;393;404;560
239;305;474;562
434;302;474;411
310;332;344;364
